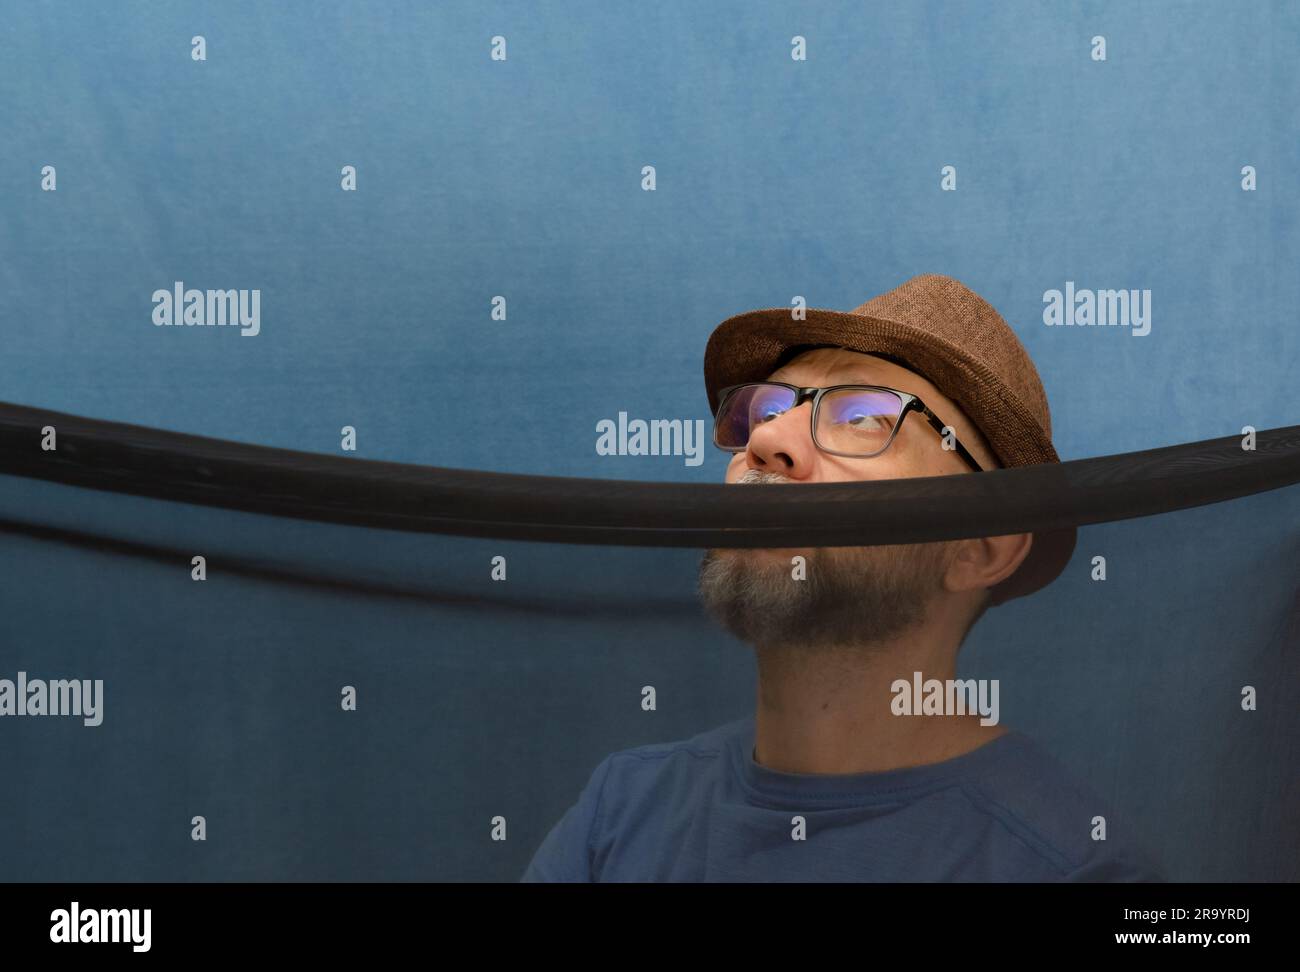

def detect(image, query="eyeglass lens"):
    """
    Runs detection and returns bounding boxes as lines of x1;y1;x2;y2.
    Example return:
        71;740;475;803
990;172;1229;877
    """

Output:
715;384;905;456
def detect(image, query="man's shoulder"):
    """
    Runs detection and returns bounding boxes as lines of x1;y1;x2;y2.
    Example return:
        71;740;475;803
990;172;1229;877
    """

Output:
601;716;747;773
585;717;748;810
962;731;1165;881
520;719;749;883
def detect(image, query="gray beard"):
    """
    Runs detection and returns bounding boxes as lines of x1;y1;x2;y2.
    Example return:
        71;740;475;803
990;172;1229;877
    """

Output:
696;541;952;653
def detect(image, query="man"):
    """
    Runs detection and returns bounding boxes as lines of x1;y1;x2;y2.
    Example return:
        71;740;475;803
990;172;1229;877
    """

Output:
522;273;1162;882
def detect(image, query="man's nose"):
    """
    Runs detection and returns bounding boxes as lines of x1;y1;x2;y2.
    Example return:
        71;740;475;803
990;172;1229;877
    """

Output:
744;402;817;474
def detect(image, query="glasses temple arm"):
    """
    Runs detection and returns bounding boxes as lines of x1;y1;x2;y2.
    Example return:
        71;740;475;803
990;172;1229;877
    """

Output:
912;402;985;473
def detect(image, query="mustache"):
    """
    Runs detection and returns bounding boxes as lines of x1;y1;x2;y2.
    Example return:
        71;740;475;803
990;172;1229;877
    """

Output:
735;469;794;486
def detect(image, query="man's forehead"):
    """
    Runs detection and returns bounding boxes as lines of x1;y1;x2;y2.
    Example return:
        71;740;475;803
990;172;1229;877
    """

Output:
769;348;914;384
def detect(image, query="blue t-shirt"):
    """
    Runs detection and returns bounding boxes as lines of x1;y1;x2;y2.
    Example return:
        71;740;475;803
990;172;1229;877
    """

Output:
520;716;1163;882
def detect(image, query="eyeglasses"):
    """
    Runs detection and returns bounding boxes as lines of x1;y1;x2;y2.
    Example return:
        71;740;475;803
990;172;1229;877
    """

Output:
713;381;985;472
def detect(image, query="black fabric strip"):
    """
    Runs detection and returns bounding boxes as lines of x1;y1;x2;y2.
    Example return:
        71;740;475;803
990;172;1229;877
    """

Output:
1;401;1298;547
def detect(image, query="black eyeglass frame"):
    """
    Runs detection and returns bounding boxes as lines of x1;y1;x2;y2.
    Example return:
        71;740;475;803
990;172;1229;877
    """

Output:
713;381;985;473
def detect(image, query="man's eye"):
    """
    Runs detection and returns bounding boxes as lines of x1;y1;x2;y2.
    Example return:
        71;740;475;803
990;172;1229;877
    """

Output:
829;409;893;434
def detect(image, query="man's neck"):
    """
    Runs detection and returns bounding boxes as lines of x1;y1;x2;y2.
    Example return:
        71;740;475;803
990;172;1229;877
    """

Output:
751;639;1007;775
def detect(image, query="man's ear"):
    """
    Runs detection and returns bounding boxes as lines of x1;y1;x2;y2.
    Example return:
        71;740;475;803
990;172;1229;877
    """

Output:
944;533;1033;595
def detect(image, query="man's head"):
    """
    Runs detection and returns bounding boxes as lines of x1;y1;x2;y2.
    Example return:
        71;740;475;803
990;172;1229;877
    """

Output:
702;274;1076;615
697;345;1032;654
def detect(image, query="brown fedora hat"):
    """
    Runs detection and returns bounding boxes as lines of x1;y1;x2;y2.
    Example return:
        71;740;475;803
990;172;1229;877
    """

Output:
703;272;1076;606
